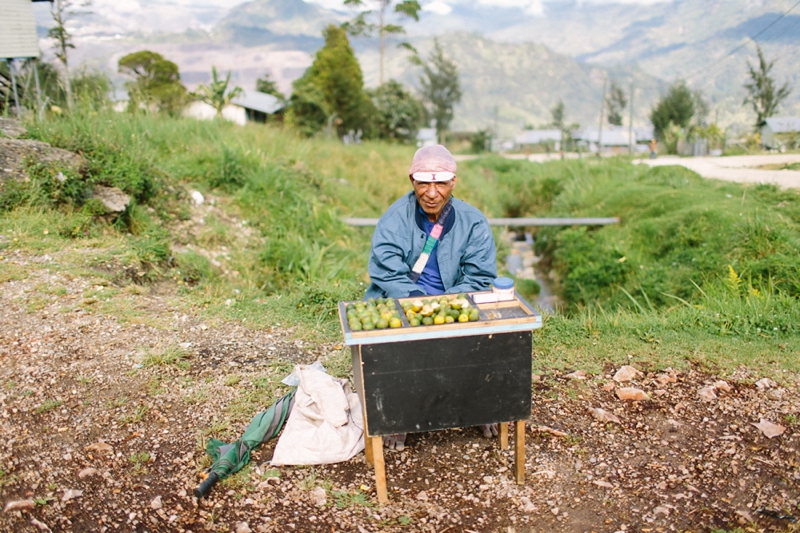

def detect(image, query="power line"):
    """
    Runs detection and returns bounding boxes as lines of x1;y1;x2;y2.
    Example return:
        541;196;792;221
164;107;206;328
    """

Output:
683;0;800;82
759;9;800;41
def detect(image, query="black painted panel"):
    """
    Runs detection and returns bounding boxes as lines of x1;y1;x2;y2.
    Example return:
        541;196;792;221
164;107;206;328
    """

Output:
356;332;532;435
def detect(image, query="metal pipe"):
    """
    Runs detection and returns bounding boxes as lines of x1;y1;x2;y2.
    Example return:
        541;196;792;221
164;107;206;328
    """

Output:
33;58;43;121
9;59;21;117
342;217;620;227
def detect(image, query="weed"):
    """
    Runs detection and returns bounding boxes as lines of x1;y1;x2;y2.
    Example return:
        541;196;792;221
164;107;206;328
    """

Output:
785;414;797;427
77;375;92;385
220;464;253;491
105;396;128;409
34;496;55;506
223;374;242;387
261;468;281;480
143;345;191;370
0;471;18;489
26;296;49;313
36;399;63;414
119;404;148;425
184;386;207;405
147;377;165;396
332;489;373;509
129;451;151;474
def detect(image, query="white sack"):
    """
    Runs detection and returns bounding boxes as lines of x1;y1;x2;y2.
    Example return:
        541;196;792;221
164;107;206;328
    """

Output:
271;364;364;466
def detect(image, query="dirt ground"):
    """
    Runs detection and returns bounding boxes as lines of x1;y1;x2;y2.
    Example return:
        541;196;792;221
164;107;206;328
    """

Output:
0;246;798;533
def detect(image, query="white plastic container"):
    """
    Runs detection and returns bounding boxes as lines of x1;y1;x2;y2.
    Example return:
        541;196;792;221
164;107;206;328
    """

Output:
492;277;515;301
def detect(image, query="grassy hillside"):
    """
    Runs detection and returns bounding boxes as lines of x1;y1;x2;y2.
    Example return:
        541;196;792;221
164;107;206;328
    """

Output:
1;113;798;376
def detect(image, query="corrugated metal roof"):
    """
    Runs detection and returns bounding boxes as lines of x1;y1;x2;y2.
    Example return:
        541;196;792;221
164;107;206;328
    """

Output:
230;90;284;114
765;117;800;133
0;0;41;59
575;127;633;146
515;129;562;144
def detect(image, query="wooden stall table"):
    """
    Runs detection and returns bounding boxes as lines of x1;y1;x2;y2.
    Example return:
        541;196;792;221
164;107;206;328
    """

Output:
338;291;542;503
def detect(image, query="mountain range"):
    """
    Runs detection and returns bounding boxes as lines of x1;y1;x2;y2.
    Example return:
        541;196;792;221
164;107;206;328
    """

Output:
35;0;800;134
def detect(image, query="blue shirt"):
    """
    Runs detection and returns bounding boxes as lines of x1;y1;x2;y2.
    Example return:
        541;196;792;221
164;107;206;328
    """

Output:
417;210;445;295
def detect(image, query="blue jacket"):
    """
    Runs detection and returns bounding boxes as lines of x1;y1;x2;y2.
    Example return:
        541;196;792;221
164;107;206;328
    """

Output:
365;192;497;299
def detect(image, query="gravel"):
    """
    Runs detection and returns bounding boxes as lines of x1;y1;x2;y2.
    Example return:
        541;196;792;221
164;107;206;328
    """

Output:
1;249;799;532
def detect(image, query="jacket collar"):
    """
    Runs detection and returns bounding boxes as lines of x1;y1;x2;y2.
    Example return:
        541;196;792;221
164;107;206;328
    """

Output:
413;195;456;237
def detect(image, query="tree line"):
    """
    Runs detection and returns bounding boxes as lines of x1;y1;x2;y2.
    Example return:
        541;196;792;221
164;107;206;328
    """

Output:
1;0;460;146
1;0;790;152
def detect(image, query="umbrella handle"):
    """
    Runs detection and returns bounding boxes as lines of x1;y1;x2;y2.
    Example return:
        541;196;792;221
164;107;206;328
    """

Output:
194;472;219;499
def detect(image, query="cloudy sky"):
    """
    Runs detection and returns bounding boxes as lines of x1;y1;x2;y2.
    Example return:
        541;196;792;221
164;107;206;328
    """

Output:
31;0;671;36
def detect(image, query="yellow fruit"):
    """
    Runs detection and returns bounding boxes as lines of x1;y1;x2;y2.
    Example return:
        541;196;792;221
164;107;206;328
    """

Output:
458;313;469;323
420;304;433;316
411;299;423;312
445;316;455;323
433;314;445;325
389;317;402;328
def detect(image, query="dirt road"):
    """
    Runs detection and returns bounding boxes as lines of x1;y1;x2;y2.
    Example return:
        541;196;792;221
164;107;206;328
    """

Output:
635;154;800;189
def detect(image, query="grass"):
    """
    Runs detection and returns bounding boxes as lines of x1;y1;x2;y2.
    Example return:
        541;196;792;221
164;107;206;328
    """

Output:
1;111;797;381
332;489;373;509
119;404;149;425
35;399;63;414
142;345;191;370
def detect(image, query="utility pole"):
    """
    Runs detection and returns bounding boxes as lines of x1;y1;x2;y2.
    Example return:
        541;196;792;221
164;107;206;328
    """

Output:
379;0;386;85
493;105;499;151
597;78;606;157
628;80;634;154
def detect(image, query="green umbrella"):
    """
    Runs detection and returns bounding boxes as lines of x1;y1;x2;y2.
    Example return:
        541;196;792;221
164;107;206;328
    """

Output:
194;388;296;499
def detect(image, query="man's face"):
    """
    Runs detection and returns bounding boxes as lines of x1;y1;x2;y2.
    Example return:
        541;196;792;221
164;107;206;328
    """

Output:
410;176;457;222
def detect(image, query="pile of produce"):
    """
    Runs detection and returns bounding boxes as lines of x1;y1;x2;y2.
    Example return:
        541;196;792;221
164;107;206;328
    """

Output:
345;298;403;331
401;295;480;326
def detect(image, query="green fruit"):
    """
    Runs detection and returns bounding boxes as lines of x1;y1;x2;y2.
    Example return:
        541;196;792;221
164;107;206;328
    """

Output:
422;316;433;326
409;318;420;326
469;309;479;321
350;323;362;331
363;322;375;330
376;318;389;329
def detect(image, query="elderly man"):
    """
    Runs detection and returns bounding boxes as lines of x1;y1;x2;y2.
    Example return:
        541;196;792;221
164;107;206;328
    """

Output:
364;144;499;451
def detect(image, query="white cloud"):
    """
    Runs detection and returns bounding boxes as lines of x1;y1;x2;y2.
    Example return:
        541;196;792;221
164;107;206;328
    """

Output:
423;1;453;15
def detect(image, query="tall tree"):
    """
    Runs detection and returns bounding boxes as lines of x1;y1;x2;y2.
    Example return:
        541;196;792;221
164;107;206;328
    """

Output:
369;80;424;142
48;0;91;111
550;100;565;130
743;45;791;131
118;51;187;115
193;66;243;117
289;25;374;138
649;80;695;141
415;40;462;142
605;80;627;126
255;72;286;102
342;0;421;85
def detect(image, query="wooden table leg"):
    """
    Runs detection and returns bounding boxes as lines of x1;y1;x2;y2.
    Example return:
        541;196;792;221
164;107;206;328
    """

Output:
499;421;509;450
515;420;525;485
370;436;388;503
364;434;374;467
